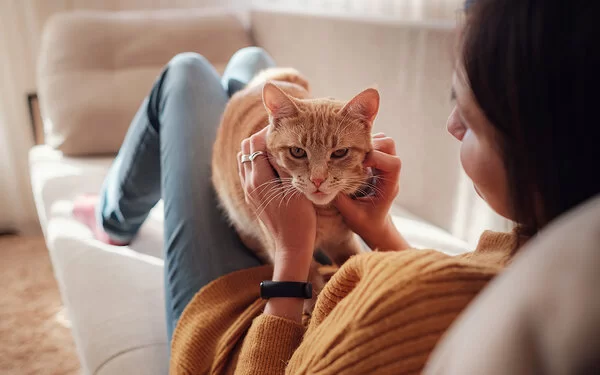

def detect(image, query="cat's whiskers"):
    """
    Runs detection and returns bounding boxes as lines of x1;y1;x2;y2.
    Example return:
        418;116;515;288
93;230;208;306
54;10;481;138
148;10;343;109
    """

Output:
253;185;284;215
262;184;297;216
339;184;376;207
285;189;301;208
335;178;367;191
250;178;294;197
335;179;379;206
359;178;386;197
278;185;299;209
254;189;286;218
344;176;383;189
252;180;283;196
254;180;298;218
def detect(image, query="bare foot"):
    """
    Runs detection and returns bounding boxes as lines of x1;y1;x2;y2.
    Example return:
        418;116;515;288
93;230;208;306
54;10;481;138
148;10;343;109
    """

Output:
73;194;129;246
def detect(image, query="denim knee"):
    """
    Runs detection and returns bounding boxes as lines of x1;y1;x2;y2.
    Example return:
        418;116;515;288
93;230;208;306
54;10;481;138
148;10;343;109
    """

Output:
167;52;216;82
229;46;275;72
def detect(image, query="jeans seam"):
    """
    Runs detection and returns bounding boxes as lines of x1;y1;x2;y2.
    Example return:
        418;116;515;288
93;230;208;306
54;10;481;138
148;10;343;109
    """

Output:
115;67;168;209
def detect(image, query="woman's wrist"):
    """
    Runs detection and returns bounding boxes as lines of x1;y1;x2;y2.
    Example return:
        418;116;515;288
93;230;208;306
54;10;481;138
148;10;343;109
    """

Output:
272;255;311;282
264;246;313;323
365;216;410;251
272;242;313;281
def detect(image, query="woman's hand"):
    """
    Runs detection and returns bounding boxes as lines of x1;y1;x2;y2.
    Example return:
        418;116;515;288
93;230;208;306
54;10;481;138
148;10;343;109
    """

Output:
238;127;317;277
335;133;410;251
239;127;317;322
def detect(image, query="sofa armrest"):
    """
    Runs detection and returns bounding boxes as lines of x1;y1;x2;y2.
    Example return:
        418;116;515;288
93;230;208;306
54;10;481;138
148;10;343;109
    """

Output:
38;8;251;156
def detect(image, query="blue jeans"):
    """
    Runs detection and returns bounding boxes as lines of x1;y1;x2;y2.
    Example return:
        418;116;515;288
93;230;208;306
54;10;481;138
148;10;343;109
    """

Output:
97;47;274;341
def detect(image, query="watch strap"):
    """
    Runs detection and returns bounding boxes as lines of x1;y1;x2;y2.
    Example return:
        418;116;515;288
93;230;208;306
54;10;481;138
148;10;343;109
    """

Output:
260;281;312;299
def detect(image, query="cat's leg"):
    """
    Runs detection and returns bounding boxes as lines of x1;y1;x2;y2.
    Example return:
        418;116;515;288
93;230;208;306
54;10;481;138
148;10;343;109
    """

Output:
321;232;364;267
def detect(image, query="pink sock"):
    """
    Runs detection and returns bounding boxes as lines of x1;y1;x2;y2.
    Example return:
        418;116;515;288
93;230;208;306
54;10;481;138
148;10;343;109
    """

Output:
73;194;130;246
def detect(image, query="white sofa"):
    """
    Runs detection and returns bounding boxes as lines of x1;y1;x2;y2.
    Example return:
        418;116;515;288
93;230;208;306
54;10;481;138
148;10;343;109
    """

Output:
31;8;481;374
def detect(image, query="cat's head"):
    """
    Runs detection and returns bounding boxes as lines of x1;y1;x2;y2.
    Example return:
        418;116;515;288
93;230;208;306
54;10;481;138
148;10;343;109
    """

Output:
264;82;379;206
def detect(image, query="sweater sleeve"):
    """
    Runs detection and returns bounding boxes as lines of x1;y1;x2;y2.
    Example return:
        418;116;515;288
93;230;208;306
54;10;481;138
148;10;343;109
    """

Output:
235;314;305;375
285;251;504;374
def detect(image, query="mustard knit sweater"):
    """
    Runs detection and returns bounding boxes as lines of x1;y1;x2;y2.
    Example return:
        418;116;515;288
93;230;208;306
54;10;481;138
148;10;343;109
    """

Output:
170;231;515;374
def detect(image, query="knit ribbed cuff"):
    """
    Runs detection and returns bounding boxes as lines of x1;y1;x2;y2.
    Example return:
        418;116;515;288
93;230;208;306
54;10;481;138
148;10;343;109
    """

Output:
236;314;305;375
475;230;517;253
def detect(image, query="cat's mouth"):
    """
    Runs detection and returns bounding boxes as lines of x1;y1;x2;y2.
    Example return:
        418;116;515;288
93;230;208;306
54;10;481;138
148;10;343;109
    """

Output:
306;190;336;206
286;168;375;206
303;173;375;206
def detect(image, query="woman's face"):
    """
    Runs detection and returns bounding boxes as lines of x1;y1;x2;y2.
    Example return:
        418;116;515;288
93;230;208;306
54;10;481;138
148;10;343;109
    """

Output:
447;72;513;220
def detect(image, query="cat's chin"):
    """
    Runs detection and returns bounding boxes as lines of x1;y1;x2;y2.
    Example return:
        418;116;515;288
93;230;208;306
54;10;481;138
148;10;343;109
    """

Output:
306;191;336;206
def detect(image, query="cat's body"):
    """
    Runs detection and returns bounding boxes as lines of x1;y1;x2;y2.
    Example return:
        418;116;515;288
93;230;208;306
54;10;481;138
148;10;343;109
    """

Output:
212;69;378;302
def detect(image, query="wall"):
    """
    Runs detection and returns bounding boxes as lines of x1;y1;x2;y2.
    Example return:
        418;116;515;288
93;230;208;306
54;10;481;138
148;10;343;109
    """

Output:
0;0;246;233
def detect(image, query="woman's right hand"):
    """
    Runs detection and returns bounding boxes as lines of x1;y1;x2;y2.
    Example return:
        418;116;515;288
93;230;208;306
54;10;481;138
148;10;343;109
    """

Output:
335;133;410;251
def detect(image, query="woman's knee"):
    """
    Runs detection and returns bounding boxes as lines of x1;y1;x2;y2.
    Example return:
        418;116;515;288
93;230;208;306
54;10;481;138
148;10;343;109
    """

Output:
229;46;275;72
156;52;227;132
166;52;219;88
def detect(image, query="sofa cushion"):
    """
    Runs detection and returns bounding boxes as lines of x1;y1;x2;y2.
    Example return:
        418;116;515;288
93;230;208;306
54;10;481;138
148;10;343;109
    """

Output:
29;146;167;375
37;9;251;156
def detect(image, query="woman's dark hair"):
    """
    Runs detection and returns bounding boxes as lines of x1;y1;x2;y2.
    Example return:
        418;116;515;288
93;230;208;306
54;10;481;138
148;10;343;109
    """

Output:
461;0;600;237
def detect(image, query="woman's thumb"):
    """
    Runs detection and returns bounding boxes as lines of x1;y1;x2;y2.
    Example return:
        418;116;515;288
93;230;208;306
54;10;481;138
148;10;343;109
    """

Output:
334;193;356;215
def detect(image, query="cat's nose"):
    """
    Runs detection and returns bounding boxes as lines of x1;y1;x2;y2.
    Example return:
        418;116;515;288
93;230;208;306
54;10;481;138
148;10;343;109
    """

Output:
311;178;324;188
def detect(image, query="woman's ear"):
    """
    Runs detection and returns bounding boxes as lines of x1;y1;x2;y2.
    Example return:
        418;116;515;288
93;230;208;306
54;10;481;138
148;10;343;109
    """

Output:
340;88;380;129
263;82;299;119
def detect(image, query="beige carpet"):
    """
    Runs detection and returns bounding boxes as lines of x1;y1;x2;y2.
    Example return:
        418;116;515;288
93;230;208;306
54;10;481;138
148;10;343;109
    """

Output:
0;235;80;375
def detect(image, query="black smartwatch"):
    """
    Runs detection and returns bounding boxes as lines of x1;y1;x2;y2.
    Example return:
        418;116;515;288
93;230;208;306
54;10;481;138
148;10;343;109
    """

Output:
260;281;312;299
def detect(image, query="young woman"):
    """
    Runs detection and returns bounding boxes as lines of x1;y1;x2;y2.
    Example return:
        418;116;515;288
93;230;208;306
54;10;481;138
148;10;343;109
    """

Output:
75;0;600;373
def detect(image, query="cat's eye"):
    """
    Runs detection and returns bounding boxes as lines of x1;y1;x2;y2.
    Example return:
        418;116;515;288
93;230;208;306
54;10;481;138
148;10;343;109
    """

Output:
289;147;307;158
331;148;349;158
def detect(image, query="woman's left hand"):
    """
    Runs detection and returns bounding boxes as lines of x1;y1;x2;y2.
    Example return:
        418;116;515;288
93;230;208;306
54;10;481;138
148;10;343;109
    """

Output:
238;127;316;283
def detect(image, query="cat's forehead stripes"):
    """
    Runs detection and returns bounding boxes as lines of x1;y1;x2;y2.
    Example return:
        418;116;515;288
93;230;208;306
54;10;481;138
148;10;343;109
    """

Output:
293;103;365;148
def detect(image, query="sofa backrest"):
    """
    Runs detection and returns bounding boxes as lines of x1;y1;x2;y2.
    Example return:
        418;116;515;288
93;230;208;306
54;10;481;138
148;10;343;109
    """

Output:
37;9;251;156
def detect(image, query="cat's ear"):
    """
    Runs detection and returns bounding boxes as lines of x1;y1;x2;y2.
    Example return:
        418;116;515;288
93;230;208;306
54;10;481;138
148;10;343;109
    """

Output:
263;82;299;119
340;88;380;128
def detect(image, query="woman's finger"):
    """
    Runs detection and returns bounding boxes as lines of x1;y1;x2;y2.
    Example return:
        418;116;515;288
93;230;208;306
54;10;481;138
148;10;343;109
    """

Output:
364;150;401;200
372;132;386;139
364;150;402;173
249;129;276;196
241;138;252;184
250;127;269;150
334;192;360;216
372;137;396;155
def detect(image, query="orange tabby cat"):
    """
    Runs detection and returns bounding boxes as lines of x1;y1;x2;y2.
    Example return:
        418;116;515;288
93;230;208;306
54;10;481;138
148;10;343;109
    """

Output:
212;68;379;293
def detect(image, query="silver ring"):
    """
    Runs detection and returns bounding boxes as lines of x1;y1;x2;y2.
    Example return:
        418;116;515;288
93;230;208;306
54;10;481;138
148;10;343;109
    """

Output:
241;151;264;164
